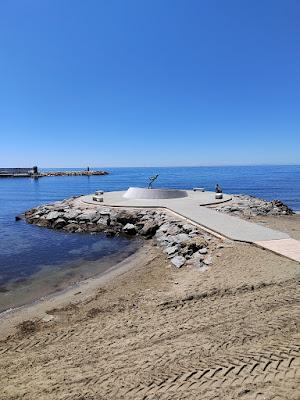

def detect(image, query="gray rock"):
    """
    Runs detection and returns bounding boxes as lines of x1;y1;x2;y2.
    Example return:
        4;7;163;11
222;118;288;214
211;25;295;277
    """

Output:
203;255;213;265
170;255;186;268
122;223;137;235
155;234;170;245
117;211;138;225
172;233;191;244
183;237;208;252
164;245;179;256
99;208;111;215
157;223;180;236
64;210;80;220
45;211;62;220
190;251;205;262
156;222;171;233
64;223;80;233
182;224;194;233
140;221;159;238
77;212;98;222
52;218;67;229
97;215;110;226
198;247;208;254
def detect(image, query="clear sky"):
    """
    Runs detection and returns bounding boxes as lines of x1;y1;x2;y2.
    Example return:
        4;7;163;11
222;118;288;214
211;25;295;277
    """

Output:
0;0;299;167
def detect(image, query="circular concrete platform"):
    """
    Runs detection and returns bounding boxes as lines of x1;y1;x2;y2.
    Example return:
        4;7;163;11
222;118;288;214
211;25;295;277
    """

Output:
123;187;188;200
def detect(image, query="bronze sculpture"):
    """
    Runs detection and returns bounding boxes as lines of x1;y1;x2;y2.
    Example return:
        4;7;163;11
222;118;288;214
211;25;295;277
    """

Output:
148;174;159;189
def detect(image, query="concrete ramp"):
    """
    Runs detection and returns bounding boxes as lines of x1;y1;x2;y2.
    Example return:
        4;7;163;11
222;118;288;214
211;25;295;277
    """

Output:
255;239;300;262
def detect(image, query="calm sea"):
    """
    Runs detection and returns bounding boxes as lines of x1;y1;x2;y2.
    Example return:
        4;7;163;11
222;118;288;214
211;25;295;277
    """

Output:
0;165;299;309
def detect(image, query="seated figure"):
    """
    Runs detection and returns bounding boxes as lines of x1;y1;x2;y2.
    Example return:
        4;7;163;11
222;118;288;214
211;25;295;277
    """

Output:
215;184;222;193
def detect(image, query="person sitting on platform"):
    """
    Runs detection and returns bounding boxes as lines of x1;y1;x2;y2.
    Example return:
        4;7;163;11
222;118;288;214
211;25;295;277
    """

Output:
215;184;222;193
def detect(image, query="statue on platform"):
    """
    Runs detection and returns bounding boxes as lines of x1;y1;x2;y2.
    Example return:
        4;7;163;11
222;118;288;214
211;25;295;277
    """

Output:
148;174;159;189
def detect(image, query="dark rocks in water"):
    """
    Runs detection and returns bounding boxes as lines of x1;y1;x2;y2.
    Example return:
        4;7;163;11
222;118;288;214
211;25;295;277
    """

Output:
104;229;116;237
64;223;80;233
36;219;51;228
271;199;294;214
52;218;67;229
22;197;218;270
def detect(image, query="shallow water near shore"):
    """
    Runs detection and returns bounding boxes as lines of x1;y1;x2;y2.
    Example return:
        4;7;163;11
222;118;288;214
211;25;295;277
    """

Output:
0;165;299;312
0;235;140;313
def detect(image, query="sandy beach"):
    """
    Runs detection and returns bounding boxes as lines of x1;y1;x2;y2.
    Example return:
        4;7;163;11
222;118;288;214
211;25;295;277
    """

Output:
0;213;299;400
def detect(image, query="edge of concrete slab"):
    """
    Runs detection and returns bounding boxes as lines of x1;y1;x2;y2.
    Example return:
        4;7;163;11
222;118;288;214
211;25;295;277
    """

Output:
254;239;300;263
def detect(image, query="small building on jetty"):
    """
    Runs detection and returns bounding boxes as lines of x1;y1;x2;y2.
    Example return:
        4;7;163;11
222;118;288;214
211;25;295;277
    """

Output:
0;167;108;178
0;167;37;177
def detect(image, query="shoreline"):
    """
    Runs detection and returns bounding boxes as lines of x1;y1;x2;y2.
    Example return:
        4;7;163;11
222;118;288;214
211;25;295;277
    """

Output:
2;191;298;336
0;214;299;399
0;237;140;314
0;243;152;338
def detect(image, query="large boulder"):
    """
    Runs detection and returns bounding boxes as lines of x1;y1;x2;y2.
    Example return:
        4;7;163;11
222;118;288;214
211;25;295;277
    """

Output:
77;211;99;222
64;223;80;233
64;210;81;220
116;211;138;225
45;211;62;220
140;221;159;238
52;218;67;229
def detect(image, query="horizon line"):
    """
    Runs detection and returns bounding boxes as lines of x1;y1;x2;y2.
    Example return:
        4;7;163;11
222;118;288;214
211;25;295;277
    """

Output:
37;163;300;169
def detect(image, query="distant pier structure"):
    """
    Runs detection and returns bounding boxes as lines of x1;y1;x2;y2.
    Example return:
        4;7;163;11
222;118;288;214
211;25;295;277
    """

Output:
0;166;38;177
0;166;109;178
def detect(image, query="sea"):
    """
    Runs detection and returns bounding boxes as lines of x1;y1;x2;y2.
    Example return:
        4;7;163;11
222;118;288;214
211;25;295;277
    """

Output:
0;165;299;311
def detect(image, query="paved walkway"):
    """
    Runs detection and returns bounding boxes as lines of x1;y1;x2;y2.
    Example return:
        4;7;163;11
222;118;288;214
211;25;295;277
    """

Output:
80;190;300;262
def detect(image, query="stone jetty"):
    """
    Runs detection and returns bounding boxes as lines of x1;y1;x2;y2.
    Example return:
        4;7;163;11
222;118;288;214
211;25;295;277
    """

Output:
20;193;294;269
212;194;294;217
37;170;109;177
0;167;108;178
21;197;219;270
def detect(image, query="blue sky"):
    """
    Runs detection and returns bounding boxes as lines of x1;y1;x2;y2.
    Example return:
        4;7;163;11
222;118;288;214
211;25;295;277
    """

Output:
0;0;299;167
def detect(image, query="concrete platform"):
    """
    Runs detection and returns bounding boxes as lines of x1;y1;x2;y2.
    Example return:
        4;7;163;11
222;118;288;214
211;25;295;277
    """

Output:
82;190;232;208
79;190;299;262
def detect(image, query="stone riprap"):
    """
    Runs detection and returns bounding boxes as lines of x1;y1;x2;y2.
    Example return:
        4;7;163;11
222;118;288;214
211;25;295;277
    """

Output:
212;195;294;218
38;170;108;177
22;198;218;270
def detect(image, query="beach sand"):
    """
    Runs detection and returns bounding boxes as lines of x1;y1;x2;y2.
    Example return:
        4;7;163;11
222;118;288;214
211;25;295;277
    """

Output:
0;217;299;399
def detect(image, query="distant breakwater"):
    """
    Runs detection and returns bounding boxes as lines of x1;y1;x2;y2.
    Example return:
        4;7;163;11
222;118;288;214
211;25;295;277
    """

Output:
38;170;109;177
0;170;109;178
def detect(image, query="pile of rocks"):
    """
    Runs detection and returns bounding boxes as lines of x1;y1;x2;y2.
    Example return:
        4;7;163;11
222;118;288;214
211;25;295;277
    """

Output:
213;195;294;218
22;198;217;270
38;170;108;177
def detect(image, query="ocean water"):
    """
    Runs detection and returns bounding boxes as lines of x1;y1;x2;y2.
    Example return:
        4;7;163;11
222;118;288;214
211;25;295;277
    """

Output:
0;165;299;309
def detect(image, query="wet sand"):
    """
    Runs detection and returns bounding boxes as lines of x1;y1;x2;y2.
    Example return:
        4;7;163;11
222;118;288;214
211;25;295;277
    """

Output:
0;217;299;399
